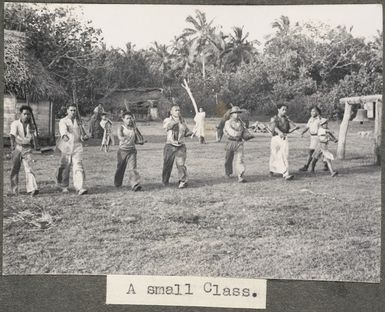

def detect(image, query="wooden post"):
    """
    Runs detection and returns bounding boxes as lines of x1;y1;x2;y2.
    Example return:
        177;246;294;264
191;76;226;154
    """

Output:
49;101;55;145
337;100;352;159
374;99;382;165
181;79;198;114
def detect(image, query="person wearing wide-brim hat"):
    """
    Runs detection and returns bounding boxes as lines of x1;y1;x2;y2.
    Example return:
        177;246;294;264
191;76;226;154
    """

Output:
269;104;299;180
223;106;257;183
309;118;338;177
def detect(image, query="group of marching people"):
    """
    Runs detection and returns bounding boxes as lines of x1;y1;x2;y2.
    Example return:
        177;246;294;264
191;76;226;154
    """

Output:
219;104;338;183
8;102;338;197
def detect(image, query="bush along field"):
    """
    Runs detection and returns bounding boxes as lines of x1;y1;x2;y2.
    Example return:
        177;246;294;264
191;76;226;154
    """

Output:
2;119;381;282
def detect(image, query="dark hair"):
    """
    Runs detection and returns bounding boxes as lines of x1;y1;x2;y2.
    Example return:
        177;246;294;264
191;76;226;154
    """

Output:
122;111;133;118
19;105;32;113
101;112;107;116
311;106;321;114
67;104;76;109
277;104;288;110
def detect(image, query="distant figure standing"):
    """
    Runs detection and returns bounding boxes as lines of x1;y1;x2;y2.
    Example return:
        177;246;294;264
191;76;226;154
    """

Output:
162;105;193;188
9;105;39;196
56;105;88;195
269;104;299;180
93;103;105;115
89;111;103;139
100;113;115;152
193;107;206;144
216;108;232;142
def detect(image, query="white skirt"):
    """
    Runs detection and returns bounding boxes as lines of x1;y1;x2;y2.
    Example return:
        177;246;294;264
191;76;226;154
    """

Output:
269;136;289;175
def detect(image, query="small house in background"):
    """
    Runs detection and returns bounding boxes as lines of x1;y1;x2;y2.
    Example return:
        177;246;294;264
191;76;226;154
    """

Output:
3;30;67;146
98;88;172;121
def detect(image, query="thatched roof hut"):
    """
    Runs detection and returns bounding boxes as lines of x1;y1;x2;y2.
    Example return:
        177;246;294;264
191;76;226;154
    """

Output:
4;29;66;101
4;30;66;145
98;88;172;120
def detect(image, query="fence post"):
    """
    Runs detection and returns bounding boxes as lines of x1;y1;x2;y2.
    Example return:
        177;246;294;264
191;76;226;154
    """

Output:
337;100;352;159
374;99;382;165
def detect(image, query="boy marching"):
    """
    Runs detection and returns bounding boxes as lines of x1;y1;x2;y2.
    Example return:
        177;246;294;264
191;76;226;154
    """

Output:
56;104;88;195
310;118;338;177
162;105;193;188
9;105;39;196
299;106;328;172
223;106;257;183
114;111;143;191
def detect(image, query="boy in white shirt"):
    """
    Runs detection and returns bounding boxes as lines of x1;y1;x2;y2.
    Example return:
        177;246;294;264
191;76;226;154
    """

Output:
310;118;338;177
9;105;39;196
56;105;88;195
299;107;323;171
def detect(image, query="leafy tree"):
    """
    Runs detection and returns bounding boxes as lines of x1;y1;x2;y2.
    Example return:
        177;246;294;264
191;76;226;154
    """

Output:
179;10;218;80
4;3;104;112
222;26;259;72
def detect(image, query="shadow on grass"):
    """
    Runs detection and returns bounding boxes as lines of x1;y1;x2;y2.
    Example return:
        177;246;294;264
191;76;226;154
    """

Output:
22;164;379;198
294;163;380;178
338;164;380;175
187;172;285;188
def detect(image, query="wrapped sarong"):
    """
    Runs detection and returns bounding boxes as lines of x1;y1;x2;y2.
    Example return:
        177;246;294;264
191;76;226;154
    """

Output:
269;135;289;175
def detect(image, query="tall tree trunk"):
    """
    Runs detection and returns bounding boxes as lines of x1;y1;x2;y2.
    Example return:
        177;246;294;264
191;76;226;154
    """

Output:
202;54;206;80
72;79;77;104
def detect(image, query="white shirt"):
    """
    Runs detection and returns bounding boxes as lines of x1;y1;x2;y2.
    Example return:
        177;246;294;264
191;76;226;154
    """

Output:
58;116;83;154
193;112;206;136
9;119;35;146
307;116;321;135
100;119;112;130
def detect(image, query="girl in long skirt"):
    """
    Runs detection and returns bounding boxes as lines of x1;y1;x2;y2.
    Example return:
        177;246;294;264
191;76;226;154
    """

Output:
269;104;299;180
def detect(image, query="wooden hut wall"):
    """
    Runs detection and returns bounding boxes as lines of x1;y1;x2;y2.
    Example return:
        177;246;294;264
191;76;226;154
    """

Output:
3;94;53;138
29;101;52;137
3;94;17;136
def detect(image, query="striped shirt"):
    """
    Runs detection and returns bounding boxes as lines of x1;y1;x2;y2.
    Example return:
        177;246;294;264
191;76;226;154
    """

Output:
117;124;136;150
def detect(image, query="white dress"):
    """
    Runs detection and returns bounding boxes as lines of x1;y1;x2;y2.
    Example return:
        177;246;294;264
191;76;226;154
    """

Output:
193;112;206;137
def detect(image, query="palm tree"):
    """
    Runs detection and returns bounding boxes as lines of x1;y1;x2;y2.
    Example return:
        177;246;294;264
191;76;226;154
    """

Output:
169;36;193;77
265;16;292;56
205;29;228;70
179;9;217;80
222;26;258;71
272;15;291;35
148;41;172;86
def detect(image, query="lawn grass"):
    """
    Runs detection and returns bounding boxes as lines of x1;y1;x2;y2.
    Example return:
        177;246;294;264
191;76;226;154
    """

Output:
2;119;381;282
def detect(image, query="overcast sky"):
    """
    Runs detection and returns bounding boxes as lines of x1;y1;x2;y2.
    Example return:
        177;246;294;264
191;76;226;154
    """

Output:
37;3;384;49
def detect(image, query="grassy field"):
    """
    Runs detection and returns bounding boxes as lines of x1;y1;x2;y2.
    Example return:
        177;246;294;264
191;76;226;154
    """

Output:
2;119;381;282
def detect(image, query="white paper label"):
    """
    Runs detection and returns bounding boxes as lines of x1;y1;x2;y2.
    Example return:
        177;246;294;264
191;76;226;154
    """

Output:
106;275;266;309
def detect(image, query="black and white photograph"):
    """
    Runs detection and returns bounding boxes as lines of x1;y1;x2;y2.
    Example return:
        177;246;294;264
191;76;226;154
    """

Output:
2;2;382;283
